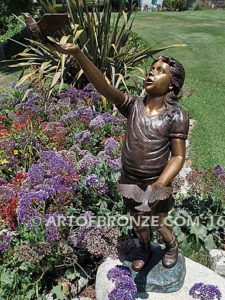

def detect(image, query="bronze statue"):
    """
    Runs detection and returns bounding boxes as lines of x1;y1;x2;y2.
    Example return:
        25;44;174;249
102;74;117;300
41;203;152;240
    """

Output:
53;43;189;271
22;13;68;40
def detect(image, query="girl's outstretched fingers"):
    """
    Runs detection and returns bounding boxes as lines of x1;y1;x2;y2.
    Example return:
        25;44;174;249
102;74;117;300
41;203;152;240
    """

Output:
49;42;80;55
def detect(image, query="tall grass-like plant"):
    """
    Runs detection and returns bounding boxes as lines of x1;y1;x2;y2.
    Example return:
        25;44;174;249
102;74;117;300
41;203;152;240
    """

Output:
11;34;81;98
11;0;184;95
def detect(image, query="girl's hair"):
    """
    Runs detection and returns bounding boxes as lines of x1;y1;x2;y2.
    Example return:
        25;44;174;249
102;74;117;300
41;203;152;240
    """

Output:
152;55;185;118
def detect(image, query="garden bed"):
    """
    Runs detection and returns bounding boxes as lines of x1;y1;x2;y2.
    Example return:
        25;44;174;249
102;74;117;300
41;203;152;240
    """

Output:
0;83;224;299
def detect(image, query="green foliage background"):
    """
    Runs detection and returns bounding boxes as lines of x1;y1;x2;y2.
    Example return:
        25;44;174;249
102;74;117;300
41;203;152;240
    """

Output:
0;0;33;35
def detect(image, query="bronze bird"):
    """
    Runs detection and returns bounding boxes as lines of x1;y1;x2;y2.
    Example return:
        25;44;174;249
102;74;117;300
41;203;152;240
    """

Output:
22;13;69;40
117;183;172;212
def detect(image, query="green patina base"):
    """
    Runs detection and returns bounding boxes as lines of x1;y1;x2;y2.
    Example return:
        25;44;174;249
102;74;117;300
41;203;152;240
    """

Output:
121;242;186;294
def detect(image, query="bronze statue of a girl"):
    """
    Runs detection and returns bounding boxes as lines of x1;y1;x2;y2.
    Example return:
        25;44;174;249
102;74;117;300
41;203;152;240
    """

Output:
54;43;189;271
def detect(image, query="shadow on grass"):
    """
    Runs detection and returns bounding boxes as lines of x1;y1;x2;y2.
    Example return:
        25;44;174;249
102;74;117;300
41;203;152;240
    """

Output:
0;60;21;74
0;61;22;91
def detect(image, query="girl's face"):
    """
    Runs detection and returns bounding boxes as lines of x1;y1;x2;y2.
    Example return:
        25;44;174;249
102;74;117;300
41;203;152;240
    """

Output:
144;59;171;97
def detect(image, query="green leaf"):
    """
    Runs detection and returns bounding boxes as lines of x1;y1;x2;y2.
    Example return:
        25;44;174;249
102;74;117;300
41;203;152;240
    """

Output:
10;62;40;67
190;223;207;241
21;88;32;102
64;269;79;280
51;285;64;300
204;234;216;251
1;270;14;285
19;263;29;271
74;29;84;41
50;71;61;88
24;288;35;300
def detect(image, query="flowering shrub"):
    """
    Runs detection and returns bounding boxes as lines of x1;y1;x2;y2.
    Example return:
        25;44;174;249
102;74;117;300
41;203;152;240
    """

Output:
189;283;222;300
0;83;126;299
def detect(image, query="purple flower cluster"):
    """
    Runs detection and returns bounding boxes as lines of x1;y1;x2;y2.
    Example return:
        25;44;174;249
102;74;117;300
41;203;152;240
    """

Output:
75;130;92;145
60;111;78;126
45;176;74;194
76;153;99;173
189;283;222;300
215;165;225;176
0;140;19;169
104;138;119;156
48;97;72;121
11;82;27;93
0;231;16;253
0;140;15;154
0;243;10;253
24;91;43;114
69;227;88;249
45;213;65;242
34;184;56;198
0;185;15;204
96;151;121;171
57;85;100;112
0;178;7;185
76;106;95;123
58;150;77;167
108;289;135;300
107;158;122;171
18;151;77;225
69;223;120;257
28;151;76;185
59;86;79;105
59;91;97;125
85;174;108;195
83;210;94;219
82;83;100;105
101;112;122;125
69;145;91;160
107;265;137;300
89;115;105;128
17;189;42;224
16;91;43;116
107;265;132;281
97;150;111;162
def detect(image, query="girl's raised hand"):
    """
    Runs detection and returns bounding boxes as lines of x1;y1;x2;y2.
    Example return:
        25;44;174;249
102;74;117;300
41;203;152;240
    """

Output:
50;42;80;55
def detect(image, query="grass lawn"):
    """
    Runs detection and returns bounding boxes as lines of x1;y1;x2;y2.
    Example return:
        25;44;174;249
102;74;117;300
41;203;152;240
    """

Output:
132;10;225;169
0;10;225;169
0;62;21;92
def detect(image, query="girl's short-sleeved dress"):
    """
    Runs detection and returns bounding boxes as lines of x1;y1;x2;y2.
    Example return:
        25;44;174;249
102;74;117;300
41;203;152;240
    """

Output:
116;94;189;214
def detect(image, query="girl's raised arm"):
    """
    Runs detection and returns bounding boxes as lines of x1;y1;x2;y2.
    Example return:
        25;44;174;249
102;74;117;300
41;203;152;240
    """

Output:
53;43;126;106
